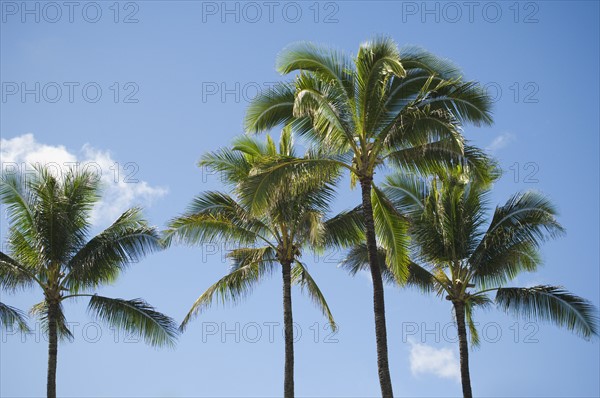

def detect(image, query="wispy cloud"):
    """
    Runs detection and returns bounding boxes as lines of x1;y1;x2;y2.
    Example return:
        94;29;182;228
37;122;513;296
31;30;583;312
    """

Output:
0;134;167;225
486;132;516;153
408;340;460;382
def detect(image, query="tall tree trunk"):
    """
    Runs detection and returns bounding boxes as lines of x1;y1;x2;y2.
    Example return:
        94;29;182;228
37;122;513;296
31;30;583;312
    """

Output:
46;301;59;398
360;178;394;397
282;260;294;398
454;301;473;398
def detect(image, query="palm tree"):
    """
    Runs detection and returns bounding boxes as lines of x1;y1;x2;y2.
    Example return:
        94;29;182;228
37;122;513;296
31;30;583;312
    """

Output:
342;168;598;398
243;37;493;396
0;166;178;398
164;129;362;398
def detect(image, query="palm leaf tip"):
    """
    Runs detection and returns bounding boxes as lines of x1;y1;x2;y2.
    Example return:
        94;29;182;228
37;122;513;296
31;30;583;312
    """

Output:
496;285;599;339
87;295;179;347
292;262;337;331
0;302;30;332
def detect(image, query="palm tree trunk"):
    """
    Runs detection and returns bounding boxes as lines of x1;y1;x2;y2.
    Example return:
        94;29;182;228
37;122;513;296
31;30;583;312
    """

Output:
453;301;473;398
46;301;59;398
360;178;394;398
282;260;294;398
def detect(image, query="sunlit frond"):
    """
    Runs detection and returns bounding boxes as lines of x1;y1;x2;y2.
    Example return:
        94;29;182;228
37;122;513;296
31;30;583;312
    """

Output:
371;185;410;282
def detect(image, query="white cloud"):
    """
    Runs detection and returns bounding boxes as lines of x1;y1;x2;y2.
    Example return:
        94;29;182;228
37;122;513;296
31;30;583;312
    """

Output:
408;340;460;382
0;134;167;225
486;132;516;153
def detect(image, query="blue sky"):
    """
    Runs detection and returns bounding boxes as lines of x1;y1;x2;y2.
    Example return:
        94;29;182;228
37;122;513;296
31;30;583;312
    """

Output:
1;1;599;397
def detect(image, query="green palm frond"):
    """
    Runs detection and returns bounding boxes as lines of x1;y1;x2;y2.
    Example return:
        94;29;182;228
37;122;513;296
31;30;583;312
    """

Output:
0;302;30;332
163;191;266;247
179;258;270;331
292;261;336;330
399;46;462;80
414;80;493;126
86;295;178;347
464;294;492;347
244;82;301;134
382;173;428;217
293;72;355;150
226;246;277;271
384;139;464;177
355;37;406;137
28;167;97;267
277;41;354;98
339;244;395;283
30;301;74;342
371;185;410;282
199;147;253;186
472;191;565;287
495;286;598;339
238;154;345;214
340;243;436;291
0;168;38;239
406;261;437;293
0;251;37;291
279;125;295;157
65;208;163;292
322;206;365;249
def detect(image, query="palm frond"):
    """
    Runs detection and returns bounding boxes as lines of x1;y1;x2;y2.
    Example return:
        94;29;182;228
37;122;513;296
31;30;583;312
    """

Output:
0;251;36;291
293;72;355;150
406;261;437;293
198;146;253;186
292;261;337;330
238;155;344;214
322;206;365;249
179;259;270;331
65;208;163;292
30;301;74;341
464;294;493;347
87;295;178;347
399;46;462;80
371;185;410;282
355;36;406;137
163;192;265;247
382;173;428;217
276;41;354;99
339;244;395;283
0;302;30;332
472;191;565;287
495;286;598;339
244;82;300;134
414;80;494;126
